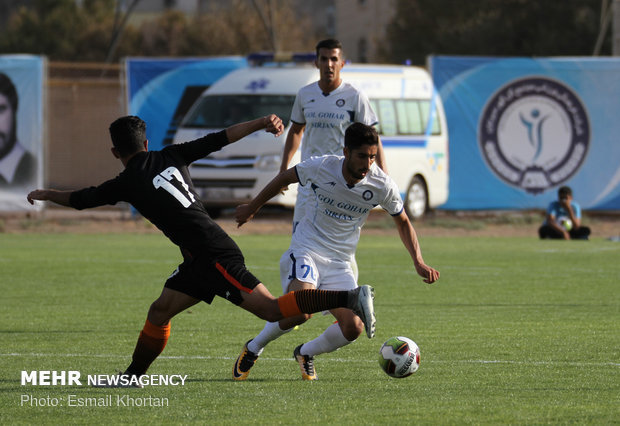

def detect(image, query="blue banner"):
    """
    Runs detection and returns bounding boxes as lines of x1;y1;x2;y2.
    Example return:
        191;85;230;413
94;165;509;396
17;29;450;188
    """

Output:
430;56;620;211
126;57;247;151
0;55;44;211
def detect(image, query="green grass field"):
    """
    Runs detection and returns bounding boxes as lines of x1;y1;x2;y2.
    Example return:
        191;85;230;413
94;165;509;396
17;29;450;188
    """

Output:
1;231;618;424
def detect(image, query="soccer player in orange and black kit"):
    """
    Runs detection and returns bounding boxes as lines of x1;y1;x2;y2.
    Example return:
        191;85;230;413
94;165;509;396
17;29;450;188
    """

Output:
27;114;375;386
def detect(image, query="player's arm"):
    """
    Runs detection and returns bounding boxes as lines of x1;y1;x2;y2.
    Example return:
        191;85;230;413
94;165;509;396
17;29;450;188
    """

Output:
279;122;305;173
561;199;581;228
235;168;299;227
27;189;73;207
392;210;439;284
375;135;388;174
226;114;284;143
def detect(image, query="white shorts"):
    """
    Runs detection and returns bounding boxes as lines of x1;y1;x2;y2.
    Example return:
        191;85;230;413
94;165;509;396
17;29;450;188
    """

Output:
291;187;357;280
279;248;357;293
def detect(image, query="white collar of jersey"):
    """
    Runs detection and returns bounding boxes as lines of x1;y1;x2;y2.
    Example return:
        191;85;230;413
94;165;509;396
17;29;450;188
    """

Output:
316;80;344;97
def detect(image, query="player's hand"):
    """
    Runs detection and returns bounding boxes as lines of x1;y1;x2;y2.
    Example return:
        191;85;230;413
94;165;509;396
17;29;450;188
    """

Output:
264;114;284;137
560;198;572;210
279;185;289;196
415;263;439;284
27;189;47;205
235;204;256;227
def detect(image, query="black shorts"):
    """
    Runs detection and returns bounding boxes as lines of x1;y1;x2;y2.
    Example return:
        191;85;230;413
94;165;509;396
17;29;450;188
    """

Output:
164;251;261;305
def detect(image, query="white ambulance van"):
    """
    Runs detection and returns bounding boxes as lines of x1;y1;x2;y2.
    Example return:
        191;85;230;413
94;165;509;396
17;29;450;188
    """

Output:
172;62;448;219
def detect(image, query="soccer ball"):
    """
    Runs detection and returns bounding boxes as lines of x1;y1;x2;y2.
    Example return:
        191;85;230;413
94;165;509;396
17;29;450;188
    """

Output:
378;336;420;378
558;216;572;231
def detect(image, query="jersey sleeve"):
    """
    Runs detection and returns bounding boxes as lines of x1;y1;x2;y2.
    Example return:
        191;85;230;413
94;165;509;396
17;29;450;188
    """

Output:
165;130;229;165
571;202;582;219
290;91;305;125
546;201;556;217
294;156;324;187
380;176;404;216
355;91;378;127
69;176;125;210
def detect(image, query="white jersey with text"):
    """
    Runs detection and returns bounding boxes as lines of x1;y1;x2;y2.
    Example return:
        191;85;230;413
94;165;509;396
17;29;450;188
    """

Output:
292;155;403;262
290;81;378;161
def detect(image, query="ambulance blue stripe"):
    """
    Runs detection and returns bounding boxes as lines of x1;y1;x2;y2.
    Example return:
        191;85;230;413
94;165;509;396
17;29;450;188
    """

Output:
343;67;404;74
381;138;427;148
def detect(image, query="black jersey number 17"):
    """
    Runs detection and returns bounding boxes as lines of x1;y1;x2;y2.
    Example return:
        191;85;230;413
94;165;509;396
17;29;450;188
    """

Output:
152;166;196;208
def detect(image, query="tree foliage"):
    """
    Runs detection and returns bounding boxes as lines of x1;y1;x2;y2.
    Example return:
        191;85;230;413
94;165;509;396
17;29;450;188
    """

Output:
137;0;313;57
0;0;314;61
380;0;611;65
1;0;611;63
0;0;124;60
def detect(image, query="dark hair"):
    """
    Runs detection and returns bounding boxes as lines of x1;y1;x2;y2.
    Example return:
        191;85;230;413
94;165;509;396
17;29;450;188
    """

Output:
558;185;572;199
108;116;146;157
0;72;18;153
344;123;378;151
315;39;343;57
0;72;18;112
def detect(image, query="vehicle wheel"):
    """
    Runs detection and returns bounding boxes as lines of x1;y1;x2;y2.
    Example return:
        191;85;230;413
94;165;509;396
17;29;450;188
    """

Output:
404;176;427;220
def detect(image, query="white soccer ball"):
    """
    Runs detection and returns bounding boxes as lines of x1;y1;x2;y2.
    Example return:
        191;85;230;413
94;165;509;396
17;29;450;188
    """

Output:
378;336;420;378
558;216;572;231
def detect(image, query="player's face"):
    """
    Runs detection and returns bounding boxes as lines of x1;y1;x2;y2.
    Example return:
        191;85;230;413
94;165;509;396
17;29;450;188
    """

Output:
316;47;344;87
0;93;15;153
560;194;573;205
343;144;378;182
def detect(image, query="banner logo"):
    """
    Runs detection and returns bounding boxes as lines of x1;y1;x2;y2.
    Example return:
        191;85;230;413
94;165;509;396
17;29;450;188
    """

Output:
478;77;590;193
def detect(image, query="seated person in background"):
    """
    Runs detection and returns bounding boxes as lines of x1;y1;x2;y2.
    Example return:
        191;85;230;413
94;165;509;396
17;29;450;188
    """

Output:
538;186;591;240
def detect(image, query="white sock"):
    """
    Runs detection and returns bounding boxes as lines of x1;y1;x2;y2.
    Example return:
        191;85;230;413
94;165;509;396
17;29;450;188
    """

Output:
248;321;291;355
301;323;353;357
350;256;359;282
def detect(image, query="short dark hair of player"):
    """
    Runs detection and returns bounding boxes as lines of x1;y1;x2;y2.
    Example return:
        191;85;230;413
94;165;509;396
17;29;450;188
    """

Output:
0;72;18;113
315;39;343;57
109;115;147;157
558;186;572;200
345;122;378;151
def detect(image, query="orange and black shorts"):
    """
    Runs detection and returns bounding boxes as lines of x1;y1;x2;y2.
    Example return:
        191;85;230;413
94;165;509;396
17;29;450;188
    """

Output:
164;251;261;305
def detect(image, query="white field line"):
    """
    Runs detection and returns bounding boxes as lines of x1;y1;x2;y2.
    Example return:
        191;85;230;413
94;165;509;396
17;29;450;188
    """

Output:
2;352;618;367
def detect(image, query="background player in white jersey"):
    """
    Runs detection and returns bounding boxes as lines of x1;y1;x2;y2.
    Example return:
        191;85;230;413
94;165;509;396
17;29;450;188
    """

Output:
280;39;387;234
233;123;439;381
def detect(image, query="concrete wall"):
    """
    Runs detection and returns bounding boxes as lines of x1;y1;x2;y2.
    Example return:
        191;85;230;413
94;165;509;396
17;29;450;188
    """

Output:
47;63;125;190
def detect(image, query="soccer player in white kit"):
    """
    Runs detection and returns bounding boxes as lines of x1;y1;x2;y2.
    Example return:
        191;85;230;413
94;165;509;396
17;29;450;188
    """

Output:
281;38;387;283
233;123;439;381
281;39;387;233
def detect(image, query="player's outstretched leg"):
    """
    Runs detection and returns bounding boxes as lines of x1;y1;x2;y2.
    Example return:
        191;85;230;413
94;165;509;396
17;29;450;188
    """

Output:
293;344;317;381
123;319;171;377
122;288;198;379
242;284;376;337
232;340;260;381
350;285;376;338
281;286;376;338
